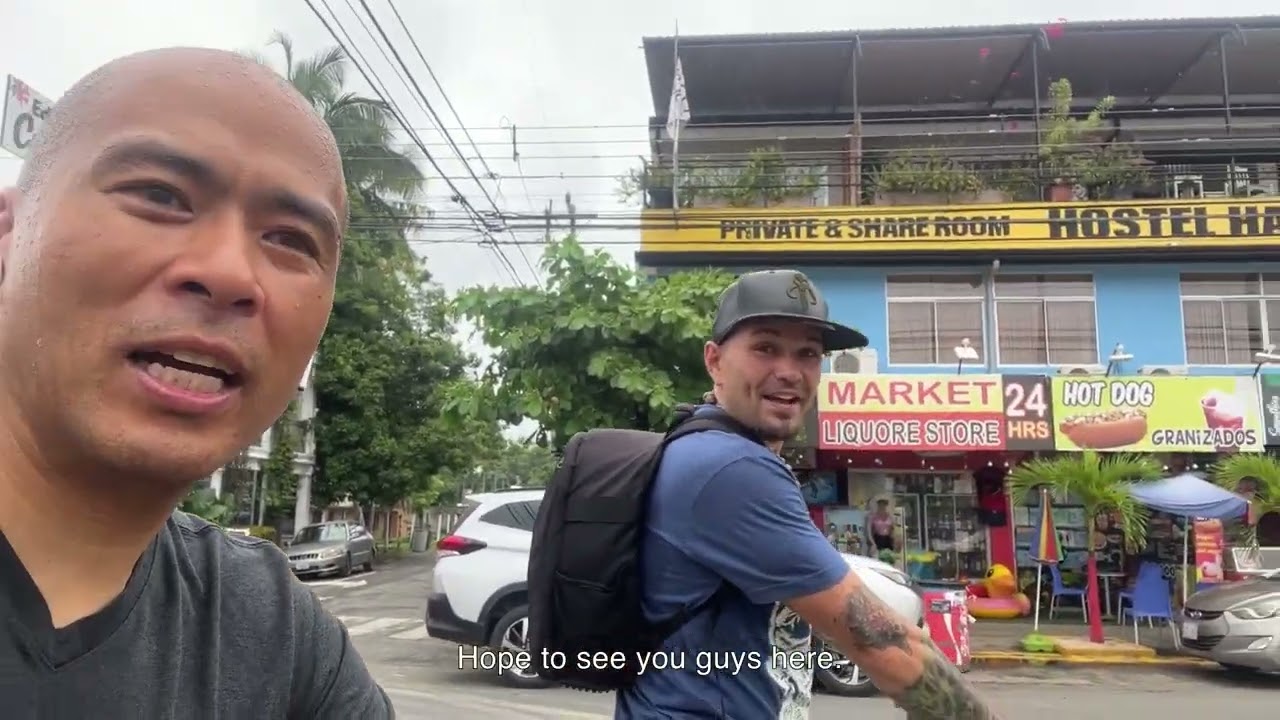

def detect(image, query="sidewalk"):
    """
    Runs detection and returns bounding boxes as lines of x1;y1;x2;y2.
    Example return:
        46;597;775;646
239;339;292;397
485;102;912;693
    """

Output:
966;617;1214;668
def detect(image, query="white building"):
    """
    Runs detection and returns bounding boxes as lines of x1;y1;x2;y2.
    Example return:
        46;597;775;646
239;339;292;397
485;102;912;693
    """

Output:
205;355;317;534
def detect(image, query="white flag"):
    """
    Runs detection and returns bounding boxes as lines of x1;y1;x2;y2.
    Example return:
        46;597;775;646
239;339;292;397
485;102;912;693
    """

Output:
665;56;690;142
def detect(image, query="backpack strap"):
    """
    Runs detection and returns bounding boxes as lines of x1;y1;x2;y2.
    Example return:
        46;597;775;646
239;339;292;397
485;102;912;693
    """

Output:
664;408;765;448
646;408;763;644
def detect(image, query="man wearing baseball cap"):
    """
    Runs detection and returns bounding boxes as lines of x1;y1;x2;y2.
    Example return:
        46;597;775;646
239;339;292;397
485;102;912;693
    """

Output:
617;271;999;719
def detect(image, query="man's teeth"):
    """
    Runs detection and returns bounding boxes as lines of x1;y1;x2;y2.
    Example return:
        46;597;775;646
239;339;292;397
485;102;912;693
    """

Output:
169;351;230;374
146;362;225;393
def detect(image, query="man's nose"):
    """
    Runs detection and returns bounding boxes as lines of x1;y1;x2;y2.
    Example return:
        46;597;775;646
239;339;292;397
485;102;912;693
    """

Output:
772;353;806;383
165;217;264;315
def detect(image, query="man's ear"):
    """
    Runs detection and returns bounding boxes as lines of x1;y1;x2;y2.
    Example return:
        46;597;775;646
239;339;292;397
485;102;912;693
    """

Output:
0;187;16;285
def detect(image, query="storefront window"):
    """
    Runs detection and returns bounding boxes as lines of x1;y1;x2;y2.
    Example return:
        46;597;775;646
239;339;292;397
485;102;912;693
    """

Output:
891;472;988;582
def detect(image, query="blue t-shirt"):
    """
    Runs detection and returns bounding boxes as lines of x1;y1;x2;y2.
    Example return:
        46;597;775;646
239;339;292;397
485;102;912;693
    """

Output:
615;408;851;720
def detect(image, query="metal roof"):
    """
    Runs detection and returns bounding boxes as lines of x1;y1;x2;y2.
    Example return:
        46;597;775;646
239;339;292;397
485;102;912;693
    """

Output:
642;16;1280;122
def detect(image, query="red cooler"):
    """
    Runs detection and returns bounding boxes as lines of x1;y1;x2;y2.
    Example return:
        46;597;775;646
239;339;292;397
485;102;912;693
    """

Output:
921;590;971;671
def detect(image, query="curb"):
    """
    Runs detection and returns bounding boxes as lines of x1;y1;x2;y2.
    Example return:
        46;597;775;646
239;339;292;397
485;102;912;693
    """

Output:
971;651;1217;668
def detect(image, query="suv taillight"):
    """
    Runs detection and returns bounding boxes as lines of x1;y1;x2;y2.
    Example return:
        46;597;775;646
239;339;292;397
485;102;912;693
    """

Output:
436;535;487;557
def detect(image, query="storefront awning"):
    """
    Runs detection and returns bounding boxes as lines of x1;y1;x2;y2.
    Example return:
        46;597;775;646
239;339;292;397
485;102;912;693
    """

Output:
1128;472;1247;519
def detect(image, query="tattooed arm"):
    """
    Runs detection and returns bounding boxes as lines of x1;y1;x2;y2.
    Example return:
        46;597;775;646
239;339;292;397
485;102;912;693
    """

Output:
787;572;1001;719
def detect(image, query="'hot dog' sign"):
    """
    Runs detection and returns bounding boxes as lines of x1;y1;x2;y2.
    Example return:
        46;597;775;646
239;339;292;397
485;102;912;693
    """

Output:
1050;377;1264;452
817;374;1055;452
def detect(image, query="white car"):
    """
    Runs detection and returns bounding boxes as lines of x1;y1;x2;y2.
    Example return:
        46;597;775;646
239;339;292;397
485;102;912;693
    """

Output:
425;489;924;696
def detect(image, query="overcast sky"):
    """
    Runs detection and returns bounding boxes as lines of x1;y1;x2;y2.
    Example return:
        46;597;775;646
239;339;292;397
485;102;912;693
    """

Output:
4;0;1274;295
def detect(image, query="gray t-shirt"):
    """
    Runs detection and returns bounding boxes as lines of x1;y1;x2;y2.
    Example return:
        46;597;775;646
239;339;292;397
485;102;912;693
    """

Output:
0;511;393;719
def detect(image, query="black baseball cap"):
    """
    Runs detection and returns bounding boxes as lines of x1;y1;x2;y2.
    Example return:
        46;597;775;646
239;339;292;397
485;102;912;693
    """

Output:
711;270;868;352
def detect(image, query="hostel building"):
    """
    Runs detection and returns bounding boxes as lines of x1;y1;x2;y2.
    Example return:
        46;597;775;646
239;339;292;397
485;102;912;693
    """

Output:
635;17;1280;586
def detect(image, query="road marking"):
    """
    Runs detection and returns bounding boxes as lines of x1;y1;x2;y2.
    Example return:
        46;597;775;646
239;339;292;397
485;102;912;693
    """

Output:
305;578;369;589
383;686;608;719
345;617;416;636
388;625;429;641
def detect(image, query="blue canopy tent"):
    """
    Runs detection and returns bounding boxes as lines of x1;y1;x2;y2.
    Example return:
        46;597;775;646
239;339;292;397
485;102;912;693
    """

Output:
1127;472;1249;602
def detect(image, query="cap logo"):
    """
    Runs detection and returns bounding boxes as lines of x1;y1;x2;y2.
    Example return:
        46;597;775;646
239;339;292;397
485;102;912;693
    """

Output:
787;275;818;310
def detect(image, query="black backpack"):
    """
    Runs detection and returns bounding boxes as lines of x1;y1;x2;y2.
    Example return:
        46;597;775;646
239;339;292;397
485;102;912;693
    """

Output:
527;407;762;692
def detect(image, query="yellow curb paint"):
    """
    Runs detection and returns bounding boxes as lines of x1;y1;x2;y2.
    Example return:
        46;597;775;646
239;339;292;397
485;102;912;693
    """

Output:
970;651;1214;667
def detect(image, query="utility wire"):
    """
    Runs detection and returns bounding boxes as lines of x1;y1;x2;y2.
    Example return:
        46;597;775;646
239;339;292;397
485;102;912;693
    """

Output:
353;0;536;285
304;0;524;286
338;0;524;285
381;0;540;283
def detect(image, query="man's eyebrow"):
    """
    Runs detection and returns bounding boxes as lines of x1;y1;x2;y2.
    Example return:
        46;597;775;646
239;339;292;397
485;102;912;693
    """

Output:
257;188;341;245
89;139;219;186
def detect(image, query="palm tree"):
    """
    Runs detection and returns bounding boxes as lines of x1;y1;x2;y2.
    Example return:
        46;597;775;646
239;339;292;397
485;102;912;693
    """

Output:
1211;454;1280;546
1007;451;1163;644
250;32;425;201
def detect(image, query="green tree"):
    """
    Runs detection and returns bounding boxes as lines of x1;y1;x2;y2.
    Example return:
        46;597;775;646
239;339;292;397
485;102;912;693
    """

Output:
1211;454;1280;546
1007;451;1162;644
451;236;735;449
254;33;491;515
253;32;423;199
180;487;234;526
260;402;299;518
311;194;477;512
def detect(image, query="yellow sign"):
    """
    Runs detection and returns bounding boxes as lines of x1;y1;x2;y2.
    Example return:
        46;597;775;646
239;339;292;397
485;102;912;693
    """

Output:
820;374;1003;413
1050;376;1264;453
639;198;1280;254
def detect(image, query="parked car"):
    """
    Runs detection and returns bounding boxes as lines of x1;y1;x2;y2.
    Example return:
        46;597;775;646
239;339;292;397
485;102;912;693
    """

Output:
424;489;924;694
285;521;377;578
1180;570;1280;673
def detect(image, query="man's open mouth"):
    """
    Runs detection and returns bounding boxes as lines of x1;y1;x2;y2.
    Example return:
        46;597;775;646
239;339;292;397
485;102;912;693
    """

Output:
128;350;242;393
764;394;801;407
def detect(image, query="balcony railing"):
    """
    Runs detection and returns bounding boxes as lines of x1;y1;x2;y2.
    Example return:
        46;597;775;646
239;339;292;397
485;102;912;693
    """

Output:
628;80;1280;210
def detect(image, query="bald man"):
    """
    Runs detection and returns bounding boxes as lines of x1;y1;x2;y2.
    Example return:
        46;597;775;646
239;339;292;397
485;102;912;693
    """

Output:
0;48;392;717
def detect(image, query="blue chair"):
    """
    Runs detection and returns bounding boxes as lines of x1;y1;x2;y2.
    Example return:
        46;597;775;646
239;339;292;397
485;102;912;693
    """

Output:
1048;564;1088;621
1117;562;1164;625
1127;570;1180;649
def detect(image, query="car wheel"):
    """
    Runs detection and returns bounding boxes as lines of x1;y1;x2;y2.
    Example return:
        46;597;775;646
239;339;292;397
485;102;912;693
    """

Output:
813;641;878;697
362;550;375;572
339;553;353;578
489;605;552;689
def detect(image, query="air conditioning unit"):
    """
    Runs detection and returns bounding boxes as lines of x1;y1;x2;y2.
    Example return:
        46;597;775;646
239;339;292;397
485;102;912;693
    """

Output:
831;347;879;374
1056;364;1106;376
1138;365;1189;376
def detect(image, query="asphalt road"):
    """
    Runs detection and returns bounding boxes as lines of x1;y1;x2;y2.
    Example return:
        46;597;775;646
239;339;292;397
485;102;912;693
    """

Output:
305;553;1280;718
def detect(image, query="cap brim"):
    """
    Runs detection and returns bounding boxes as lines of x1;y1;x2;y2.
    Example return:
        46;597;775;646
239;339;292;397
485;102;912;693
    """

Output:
717;313;868;353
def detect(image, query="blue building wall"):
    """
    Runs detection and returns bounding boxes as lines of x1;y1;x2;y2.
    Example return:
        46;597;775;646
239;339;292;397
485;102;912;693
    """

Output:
723;261;1280;378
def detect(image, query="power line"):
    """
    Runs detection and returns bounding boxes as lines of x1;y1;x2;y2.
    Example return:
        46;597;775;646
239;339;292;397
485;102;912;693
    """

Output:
380;0;540;284
335;0;524;285
304;0;525;286
352;0;535;286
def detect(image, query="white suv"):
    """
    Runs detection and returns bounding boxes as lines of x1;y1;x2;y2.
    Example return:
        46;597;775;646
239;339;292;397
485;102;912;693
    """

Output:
425;489;924;696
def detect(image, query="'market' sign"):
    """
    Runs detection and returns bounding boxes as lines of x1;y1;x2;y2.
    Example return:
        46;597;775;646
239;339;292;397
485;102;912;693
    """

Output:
2;75;53;159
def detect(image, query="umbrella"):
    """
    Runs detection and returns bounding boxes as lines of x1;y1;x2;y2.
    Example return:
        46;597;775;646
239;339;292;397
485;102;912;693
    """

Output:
1029;487;1063;632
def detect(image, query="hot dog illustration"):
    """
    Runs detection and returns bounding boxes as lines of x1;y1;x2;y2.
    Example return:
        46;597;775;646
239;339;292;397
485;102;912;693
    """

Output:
1059;409;1148;449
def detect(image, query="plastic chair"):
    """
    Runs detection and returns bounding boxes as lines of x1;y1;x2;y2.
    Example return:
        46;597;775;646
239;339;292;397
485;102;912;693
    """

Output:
1116;562;1163;625
1048;565;1088;621
1127;571;1180;649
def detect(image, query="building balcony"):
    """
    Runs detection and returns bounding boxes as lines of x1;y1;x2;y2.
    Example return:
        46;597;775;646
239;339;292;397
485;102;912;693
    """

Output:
628;111;1280;212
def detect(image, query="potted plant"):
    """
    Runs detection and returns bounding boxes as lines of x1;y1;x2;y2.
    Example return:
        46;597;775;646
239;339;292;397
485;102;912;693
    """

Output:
698;146;822;208
616;162;703;209
871;148;1009;206
1007;451;1163;644
1038;78;1150;201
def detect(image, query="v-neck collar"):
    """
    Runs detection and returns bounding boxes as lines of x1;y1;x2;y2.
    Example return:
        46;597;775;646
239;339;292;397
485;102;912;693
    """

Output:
0;526;159;669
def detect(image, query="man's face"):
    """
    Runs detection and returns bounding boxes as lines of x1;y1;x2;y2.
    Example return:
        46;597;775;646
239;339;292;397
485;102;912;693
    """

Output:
704;319;824;442
0;55;345;486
